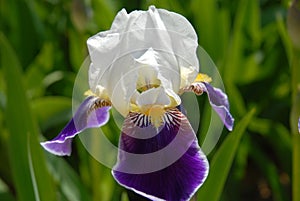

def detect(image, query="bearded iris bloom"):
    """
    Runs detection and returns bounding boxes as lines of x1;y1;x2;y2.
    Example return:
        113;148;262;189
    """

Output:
41;6;234;201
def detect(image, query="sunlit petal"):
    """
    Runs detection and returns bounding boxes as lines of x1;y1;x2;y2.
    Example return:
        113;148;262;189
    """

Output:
87;6;199;108
180;66;199;89
182;82;234;131
40;96;111;156
112;109;209;201
202;82;234;131
105;48;182;116
136;86;171;106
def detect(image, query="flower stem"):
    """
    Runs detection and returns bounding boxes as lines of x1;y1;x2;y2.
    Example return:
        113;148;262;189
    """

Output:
290;47;300;201
287;1;300;199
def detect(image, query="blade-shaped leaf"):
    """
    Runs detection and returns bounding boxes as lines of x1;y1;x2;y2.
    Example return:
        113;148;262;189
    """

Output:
1;33;56;201
197;108;256;201
31;96;72;131
0;178;15;201
45;153;92;201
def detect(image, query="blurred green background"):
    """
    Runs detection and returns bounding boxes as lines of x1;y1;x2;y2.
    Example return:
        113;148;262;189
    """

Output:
0;0;299;201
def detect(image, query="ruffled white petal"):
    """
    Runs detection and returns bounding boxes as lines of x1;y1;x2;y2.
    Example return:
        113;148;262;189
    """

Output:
101;47;181;116
87;6;199;115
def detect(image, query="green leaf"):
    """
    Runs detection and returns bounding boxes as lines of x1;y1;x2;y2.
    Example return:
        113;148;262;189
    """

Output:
0;192;15;201
31;96;72;131
45;154;92;201
224;0;263;84
69;29;88;71
290;44;300;201
2;0;44;67
249;141;286;201
77;128;118;201
0;178;15;201
143;0;183;13
91;0;116;31
121;192;130;201
197;108;256;201
0;33;56;201
276;12;292;64
293;134;300;201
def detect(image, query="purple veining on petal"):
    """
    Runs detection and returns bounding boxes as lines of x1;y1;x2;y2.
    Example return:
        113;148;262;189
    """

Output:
40;96;111;156
112;109;209;201
202;82;234;131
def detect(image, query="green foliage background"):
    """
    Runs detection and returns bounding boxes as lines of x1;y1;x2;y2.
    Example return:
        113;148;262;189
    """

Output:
0;0;299;200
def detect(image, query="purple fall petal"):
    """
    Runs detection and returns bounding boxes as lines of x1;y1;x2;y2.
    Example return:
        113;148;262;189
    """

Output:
112;109;209;201
202;82;234;131
41;96;111;156
298;117;300;134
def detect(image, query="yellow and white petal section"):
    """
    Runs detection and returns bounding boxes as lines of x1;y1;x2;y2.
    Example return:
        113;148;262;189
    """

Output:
179;66;198;89
134;48;161;91
136;86;171;107
194;73;212;83
103;48;181;117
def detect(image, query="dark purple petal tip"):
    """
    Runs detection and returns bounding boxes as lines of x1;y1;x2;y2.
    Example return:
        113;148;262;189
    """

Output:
41;96;111;156
112;109;209;201
203;82;234;131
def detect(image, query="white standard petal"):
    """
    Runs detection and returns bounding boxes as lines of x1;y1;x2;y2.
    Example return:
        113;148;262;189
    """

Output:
134;47;159;67
87;32;121;91
87;6;199;96
134;48;161;90
109;55;139;116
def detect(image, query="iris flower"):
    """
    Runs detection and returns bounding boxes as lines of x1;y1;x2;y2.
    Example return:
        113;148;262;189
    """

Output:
41;6;234;201
298;118;300;134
